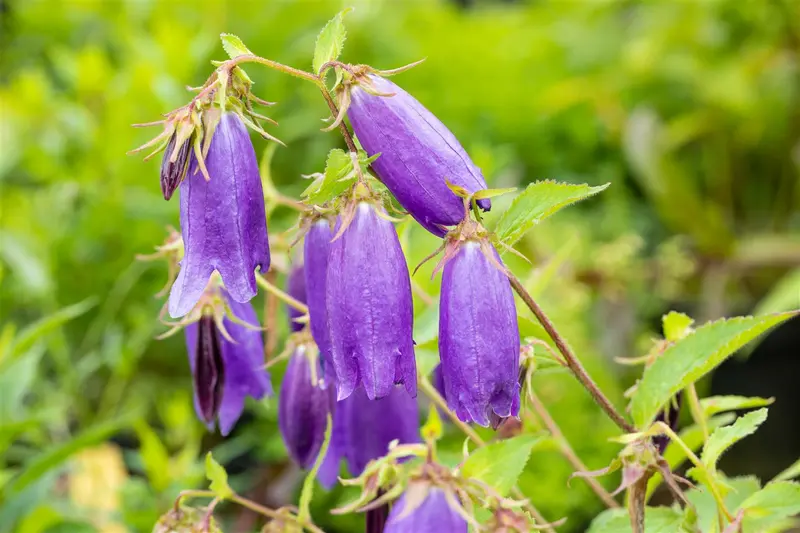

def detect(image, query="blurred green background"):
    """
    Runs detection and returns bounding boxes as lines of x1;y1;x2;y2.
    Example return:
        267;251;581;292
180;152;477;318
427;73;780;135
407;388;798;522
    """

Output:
1;0;799;532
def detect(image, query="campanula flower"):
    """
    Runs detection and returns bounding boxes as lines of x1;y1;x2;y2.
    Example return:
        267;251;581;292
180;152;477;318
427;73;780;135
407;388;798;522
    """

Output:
439;240;520;427
347;75;490;237
169;113;270;318
184;291;272;436
385;484;467;533
303;219;334;364
326;203;416;400
160;133;192;201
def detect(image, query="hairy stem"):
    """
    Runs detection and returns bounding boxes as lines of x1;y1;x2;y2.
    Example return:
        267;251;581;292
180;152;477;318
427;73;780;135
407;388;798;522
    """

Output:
255;272;308;314
225;54;325;87
318;87;360;154
686;384;709;442
508;273;635;433
528;391;619;508
628;474;651;533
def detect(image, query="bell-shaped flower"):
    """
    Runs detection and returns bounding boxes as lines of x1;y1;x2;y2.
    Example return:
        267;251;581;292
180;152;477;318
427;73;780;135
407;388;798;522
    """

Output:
169;113;270;318
278;344;336;473
326;203;416;401
439;240;520;427
286;264;306;332
347;75;490;237
385;484;467;533
303;219;334;364
184;291;272;436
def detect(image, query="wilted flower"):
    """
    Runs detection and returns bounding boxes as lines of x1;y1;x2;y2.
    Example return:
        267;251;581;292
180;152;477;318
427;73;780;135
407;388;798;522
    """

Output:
653;393;683;454
286;264;307;332
337;385;420;476
326;203;416;400
346;74;490;237
303;219;334;363
160;133;192;201
384;484;467;533
278;345;335;471
439;240;520;427
168;112;270;318
184;291;272;436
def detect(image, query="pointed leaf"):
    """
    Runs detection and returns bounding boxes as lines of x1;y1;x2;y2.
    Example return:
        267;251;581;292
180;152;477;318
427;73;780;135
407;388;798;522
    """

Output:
702;409;768;471
740;482;800;531
205;452;233;500
303;148;354;204
421;404;443;442
473;187;517;200
662;311;694;342
220;33;252;58
493;181;610;246
700;396;774;418
629;312;797;428
313;9;351;75
774;458;800;483
461;434;542;496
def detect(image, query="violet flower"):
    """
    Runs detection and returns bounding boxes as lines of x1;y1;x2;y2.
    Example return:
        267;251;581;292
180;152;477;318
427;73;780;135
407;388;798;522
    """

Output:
278;346;336;471
184;293;272;436
337;385;420;476
385;485;467;533
160;133;191;201
286;264;306;332
439;240;520;427
347;75;490;237
303;219;333;363
168;113;270;318
326;203;416;401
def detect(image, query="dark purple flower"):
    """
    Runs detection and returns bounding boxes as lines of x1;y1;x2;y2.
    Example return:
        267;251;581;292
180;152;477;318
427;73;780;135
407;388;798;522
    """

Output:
286;264;306;332
303;219;333;364
347;75;490;237
169;113;270;318
160;133;192;201
184;294;272;436
326;203;416;401
338;385;420;476
385;485;467;533
439;240;520;427
278;346;335;470
653;393;683;454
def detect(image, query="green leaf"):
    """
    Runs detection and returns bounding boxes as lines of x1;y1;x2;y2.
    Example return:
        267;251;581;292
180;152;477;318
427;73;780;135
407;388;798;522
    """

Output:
702;409;768;472
740;482;800;532
461;434;541;496
473;187;517;200
662;311;694;342
303;148;356;204
587;506;685;533
298;415;333;522
685;476;761;533
135;422;171;493
629;312;796;428
205;452;233;500
220;33;252;59
312;9;352;75
700;396;774;418
493;181;610;246
8;298;97;363
773;457;800;483
421;404;443;442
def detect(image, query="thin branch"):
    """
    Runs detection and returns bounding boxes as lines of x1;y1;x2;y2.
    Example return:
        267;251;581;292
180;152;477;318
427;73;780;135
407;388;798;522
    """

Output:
318;87;360;154
255;272;308;314
508;273;635;433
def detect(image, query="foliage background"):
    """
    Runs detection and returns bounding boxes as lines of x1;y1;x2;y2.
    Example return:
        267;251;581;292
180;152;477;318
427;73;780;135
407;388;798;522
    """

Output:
1;0;798;532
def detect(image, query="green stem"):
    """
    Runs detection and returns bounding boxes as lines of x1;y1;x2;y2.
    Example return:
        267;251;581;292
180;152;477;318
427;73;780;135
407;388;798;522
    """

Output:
225;54;325;87
255;273;308;314
686;384;709;442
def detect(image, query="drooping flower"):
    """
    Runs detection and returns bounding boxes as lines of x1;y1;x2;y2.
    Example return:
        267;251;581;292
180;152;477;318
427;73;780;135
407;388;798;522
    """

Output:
286;264;307;332
337;385;420;477
439;240;520;427
278;344;336;471
160;133;192;201
303;219;334;363
346;75;490;237
385;484;467;533
184;291;272;436
326;203;416;400
169;112;270;318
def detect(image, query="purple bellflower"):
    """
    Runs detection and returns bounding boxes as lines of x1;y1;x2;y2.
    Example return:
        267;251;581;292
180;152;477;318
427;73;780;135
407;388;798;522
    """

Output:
184;291;272;436
278;345;336;472
303;219;334;365
347;75;490;237
385;485;467;533
439;240;520;427
326;203;416;401
169;113;270;318
286;264;307;332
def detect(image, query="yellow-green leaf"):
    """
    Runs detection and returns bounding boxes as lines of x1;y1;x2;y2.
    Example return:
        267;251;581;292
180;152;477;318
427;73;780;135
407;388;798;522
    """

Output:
205;452;233;500
662;311;694;342
220;33;252;58
700;395;774;418
461;434;541;497
312;9;352;75
702;408;768;472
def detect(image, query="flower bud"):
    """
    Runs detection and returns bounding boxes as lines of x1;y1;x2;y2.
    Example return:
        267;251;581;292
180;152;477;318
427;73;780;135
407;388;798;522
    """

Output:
160;133;192;201
347;75;490;237
385;484;467;532
278;346;335;471
303;219;334;363
168;112;270;318
439;240;520;427
338;385;420;476
286;264;307;332
184;291;272;436
326;203;416;401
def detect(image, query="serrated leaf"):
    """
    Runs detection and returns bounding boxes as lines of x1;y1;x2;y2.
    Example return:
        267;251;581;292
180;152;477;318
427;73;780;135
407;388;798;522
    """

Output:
220;33;252;59
662;311;694;342
700;396;774;418
312;9;351;75
303;148;355;204
587;506;685;533
702;409;767;473
298;415;332;522
629;312;797;428
205;452;233;500
686;476;761;533
461;434;541;496
493;181;610;246
740;482;800;531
